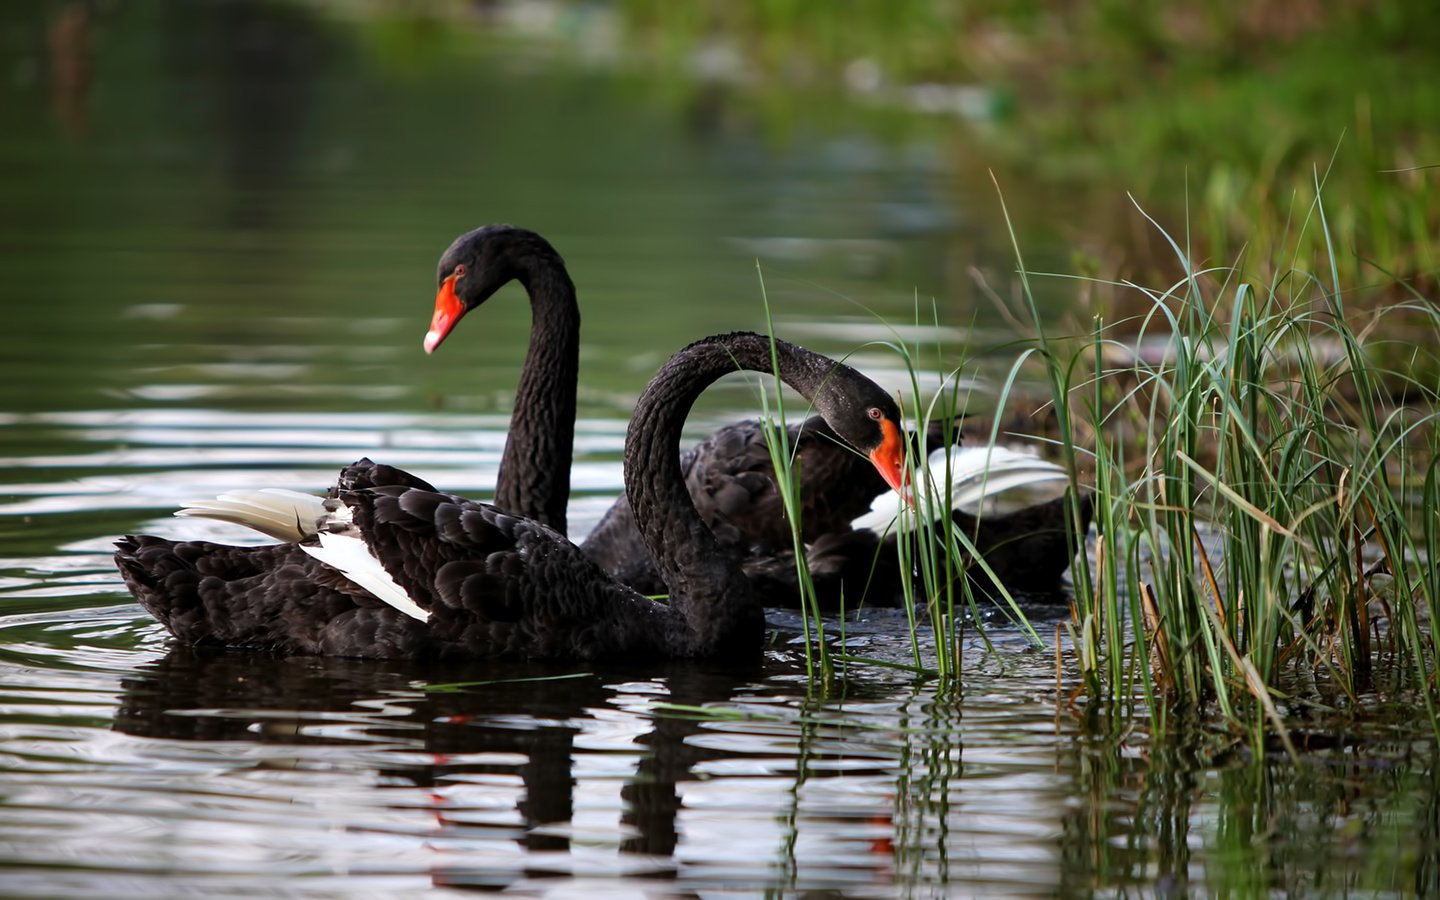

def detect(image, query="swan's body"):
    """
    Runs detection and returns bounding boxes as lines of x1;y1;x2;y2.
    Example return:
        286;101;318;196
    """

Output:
579;417;1088;604
578;414;910;598
115;334;908;660
419;226;1087;601
167;224;1088;610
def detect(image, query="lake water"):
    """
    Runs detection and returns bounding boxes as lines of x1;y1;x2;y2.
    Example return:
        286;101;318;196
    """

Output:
1;3;1436;896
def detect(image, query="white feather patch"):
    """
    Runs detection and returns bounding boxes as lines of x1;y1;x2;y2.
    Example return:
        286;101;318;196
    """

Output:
300;532;429;622
176;488;330;543
946;446;1071;511
851;444;1071;537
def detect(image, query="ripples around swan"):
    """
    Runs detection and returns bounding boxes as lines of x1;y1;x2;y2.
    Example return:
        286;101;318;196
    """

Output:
0;404;1086;896
1;607;1079;896
5;399;1432;896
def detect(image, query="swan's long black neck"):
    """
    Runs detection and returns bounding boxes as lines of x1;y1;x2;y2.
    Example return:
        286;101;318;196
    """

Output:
624;332;844;655
496;261;579;534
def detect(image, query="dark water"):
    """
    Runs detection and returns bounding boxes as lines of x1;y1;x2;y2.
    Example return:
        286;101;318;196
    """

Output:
2;3;1437;896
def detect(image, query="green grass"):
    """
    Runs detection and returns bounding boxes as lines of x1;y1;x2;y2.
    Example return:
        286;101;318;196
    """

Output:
757;170;1439;743
755;281;1054;681
572;0;1440;306
754;265;833;680
995;176;1440;734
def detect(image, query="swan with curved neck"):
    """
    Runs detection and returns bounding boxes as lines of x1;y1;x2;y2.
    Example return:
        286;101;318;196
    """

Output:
427;225;579;532
172;224;1086;610
419;225;1086;604
420;225;918;515
114;332;907;659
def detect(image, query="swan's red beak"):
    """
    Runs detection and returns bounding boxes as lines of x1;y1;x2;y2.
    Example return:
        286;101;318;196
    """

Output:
424;274;464;354
868;418;912;505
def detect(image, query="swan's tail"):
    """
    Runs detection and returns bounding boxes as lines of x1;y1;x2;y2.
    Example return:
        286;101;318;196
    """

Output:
851;445;1074;537
174;488;331;543
114;533;431;655
114;535;312;647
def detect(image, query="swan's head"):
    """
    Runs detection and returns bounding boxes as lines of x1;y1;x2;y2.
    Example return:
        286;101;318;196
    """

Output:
425;225;565;354
815;367;909;501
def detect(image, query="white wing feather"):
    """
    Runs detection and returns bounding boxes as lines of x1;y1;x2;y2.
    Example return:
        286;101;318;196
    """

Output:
299;532;429;622
175;488;330;542
180;489;425;621
946;446;1071;510
851;445;1071;537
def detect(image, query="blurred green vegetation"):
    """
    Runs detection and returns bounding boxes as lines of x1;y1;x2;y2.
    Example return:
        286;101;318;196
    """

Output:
596;0;1440;294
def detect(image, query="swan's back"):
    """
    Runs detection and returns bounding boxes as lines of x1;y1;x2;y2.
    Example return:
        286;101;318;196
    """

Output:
344;485;676;659
117;485;678;661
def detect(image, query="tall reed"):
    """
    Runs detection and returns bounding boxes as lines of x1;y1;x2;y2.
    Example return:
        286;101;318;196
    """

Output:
756;283;1047;681
992;177;1440;731
754;267;832;681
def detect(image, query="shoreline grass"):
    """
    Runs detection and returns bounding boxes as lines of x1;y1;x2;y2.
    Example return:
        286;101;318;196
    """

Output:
995;177;1440;734
534;1;1440;299
756;280;1060;683
759;173;1438;743
755;265;834;681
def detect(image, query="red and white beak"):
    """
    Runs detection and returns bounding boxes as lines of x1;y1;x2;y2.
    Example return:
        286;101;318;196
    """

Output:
867;418;912;505
424;274;464;354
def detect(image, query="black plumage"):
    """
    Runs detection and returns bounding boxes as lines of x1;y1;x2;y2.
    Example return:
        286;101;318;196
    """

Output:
581;416;944;600
422;225;1089;606
115;536;433;657
116;332;909;660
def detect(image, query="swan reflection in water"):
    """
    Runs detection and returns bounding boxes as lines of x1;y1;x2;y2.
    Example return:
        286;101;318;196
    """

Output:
111;646;935;889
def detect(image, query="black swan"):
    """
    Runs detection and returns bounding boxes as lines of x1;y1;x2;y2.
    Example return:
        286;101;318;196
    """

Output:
424;224;578;533
114;332;908;660
422;225;1089;604
173;225;1087;606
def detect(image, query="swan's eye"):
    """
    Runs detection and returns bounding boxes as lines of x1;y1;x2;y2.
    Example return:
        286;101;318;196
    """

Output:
453;265;467;279
867;407;884;421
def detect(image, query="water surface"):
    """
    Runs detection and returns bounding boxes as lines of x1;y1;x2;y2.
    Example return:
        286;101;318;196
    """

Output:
1;4;1436;896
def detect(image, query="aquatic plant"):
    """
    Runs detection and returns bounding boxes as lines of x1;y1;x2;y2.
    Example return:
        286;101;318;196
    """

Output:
755;278;1069;680
753;268;831;680
994;174;1440;733
757;166;1438;740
